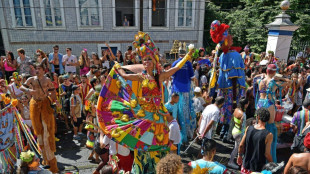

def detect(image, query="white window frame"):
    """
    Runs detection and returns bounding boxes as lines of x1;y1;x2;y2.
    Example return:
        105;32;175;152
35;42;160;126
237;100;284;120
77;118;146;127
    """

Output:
97;43;121;58
148;0;169;29
9;0;36;28
112;0;139;30
175;0;195;29
75;0;103;29
40;0;66;29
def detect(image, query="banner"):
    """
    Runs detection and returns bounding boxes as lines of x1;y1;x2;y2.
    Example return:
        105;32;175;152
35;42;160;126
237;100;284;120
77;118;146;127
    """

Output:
0;107;14;151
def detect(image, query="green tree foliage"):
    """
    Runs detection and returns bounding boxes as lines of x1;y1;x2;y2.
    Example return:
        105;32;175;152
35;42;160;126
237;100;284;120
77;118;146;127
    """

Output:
204;0;310;53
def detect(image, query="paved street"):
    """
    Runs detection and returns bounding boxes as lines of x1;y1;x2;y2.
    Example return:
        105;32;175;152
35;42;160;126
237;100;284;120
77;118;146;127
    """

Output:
55;121;292;174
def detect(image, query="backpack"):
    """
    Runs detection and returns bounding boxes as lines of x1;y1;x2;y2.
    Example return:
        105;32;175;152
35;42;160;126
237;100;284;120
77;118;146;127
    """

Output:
291;124;310;153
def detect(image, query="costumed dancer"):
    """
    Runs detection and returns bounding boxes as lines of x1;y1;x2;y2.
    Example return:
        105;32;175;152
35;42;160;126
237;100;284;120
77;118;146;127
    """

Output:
256;64;291;162
171;42;196;142
96;31;195;174
208;20;246;142
20;59;58;173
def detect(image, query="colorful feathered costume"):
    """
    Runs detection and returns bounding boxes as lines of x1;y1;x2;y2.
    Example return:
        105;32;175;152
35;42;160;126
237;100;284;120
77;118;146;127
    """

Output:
209;20;246;139
97;32;174;174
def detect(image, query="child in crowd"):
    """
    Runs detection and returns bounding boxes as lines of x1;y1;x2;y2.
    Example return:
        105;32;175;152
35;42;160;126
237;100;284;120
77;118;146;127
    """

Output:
70;85;84;140
193;87;206;122
165;93;179;120
18;94;31;129
167;113;181;154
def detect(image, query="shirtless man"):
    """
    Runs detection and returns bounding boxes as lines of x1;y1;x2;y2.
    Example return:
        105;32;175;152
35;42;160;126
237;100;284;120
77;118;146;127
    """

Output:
284;131;310;174
49;45;63;75
20;62;58;173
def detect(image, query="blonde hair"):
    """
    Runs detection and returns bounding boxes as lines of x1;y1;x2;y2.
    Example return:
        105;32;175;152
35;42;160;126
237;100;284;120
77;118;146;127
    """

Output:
156;154;183;174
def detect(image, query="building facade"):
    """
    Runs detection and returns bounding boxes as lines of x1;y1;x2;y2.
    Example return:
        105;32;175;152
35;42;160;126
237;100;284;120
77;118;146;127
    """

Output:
0;0;205;58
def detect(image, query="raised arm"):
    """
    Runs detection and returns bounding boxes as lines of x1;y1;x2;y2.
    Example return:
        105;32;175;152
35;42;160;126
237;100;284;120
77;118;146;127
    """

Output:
114;62;142;81
105;43;116;60
159;49;194;81
20;77;36;96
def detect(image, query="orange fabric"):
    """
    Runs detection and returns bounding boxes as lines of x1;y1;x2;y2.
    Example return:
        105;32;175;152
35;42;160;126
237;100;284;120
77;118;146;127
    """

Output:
29;98;56;152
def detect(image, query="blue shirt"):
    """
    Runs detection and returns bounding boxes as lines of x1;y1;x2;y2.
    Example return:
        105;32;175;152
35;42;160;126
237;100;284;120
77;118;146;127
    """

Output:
171;58;194;93
165;102;178;119
48;53;64;74
189;159;227;174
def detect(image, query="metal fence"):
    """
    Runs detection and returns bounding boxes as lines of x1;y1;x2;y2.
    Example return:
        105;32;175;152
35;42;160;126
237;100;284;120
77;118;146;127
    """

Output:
288;40;310;60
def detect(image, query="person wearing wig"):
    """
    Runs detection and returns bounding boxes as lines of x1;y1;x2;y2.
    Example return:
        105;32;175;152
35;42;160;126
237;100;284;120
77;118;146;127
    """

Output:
208;20;246;142
256;64;291;162
96;31;194;174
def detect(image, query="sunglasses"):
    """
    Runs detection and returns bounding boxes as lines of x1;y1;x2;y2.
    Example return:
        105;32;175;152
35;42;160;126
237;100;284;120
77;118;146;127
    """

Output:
66;50;70;52
143;58;152;62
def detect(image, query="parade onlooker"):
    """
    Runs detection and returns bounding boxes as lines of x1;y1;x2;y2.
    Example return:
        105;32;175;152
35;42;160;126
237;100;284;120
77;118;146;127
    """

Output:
124;46;133;65
9;72;23;99
198;96;224;140
238;108;273;173
291;100;310;137
1;51;17;81
70;85;84;140
167;113;181;153
193;87;206;116
189;139;227;174
17;48;31;75
49;45;64;75
156;153;183;174
63;48;78;73
59;75;73;130
287;166;308;174
79;49;90;76
284;133;310;174
228;97;248;169
165;93;179;120
116;50;124;65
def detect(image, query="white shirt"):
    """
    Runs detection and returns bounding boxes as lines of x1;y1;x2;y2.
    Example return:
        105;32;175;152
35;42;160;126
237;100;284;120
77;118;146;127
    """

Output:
199;104;220;139
200;75;208;85
102;136;130;156
102;61;110;69
169;119;181;144
63;54;77;73
193;97;206;113
9;83;23;99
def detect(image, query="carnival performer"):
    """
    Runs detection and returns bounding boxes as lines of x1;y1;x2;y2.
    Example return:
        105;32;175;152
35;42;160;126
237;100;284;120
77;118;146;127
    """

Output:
20;59;58;173
171;43;196;142
208;20;246;142
256;64;291;162
96;31;194;174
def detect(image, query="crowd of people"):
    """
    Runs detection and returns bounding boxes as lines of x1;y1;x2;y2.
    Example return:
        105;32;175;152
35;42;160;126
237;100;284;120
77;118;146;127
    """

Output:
0;29;310;174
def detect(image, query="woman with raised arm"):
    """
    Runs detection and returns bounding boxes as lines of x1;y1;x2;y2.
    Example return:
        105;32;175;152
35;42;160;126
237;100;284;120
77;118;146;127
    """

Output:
96;32;194;174
256;64;291;162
